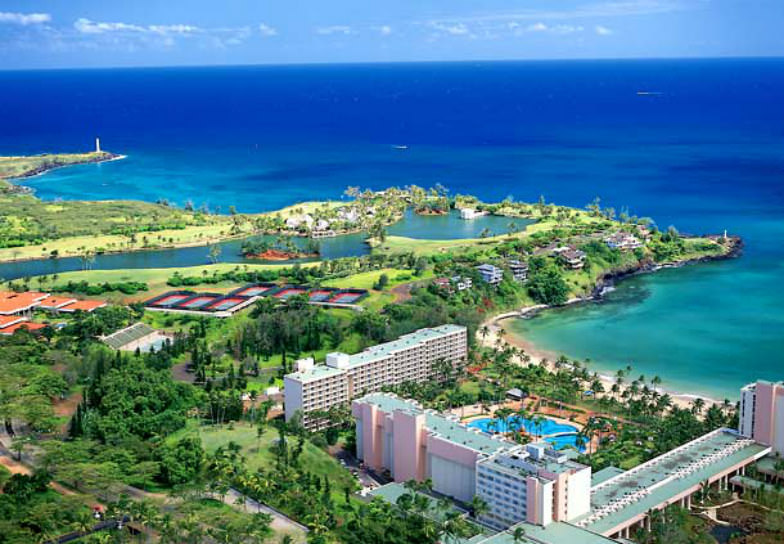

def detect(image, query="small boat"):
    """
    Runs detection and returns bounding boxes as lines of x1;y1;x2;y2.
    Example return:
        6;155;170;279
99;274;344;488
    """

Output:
392;145;409;150
636;91;662;96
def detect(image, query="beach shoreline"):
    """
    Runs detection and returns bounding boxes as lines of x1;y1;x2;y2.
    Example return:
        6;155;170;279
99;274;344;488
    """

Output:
477;244;744;411
480;314;724;411
476;236;742;408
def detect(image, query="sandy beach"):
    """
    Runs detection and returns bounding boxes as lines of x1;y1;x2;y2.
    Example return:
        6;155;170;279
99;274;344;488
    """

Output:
479;311;721;412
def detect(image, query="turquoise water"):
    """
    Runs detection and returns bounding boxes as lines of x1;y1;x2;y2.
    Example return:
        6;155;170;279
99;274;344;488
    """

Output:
545;434;585;453
387;209;534;239
467;416;577;435
509;226;784;400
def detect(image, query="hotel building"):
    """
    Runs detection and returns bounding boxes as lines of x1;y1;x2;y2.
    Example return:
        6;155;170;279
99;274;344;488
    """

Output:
477;445;591;530
284;325;467;429
360;392;771;544
739;380;784;454
352;392;591;528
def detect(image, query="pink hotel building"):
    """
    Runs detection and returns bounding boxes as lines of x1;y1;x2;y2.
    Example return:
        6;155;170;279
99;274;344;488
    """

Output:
739;380;784;454
284;325;468;429
352;393;592;530
356;389;772;540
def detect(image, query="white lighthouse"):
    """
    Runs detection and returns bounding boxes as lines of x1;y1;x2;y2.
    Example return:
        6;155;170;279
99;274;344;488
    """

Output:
95;137;101;153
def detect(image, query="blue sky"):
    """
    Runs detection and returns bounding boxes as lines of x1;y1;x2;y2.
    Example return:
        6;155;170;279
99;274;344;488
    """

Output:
0;0;782;69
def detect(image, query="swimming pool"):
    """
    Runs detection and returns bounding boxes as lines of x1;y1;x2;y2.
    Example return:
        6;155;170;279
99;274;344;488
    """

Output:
545;433;586;453
466;416;578;436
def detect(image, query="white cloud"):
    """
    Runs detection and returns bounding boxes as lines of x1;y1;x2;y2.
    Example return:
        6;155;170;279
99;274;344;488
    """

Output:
431;22;471;36
149;24;199;35
71;18;250;48
523;22;583;34
0;12;51;25
316;25;352;35
74;18;149;34
432;0;687;24
595;24;613;35
377;25;392;36
258;23;277;37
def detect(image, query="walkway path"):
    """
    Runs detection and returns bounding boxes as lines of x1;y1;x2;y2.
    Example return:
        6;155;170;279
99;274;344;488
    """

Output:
215;488;308;543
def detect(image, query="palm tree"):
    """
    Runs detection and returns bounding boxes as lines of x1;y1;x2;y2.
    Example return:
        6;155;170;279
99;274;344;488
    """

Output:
470;495;489;519
480;325;490;345
512;526;527;543
691;397;706;416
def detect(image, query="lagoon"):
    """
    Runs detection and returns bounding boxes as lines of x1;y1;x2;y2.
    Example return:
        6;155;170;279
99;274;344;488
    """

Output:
387;209;534;240
0;209;529;281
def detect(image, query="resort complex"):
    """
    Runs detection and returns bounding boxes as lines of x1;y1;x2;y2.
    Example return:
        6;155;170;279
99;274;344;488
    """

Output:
0;181;770;542
0;2;778;536
284;325;468;429
357;390;773;544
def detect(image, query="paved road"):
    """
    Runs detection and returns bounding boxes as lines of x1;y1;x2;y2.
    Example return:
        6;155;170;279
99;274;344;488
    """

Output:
216;488;309;542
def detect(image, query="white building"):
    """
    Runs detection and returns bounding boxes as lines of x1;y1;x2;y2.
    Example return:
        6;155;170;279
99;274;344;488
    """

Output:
452;275;473;291
554;246;586;270
476;444;591;530
313;219;331;231
477;264;504;286
459;208;487;220
507;260;529;282
605;232;643;251
338;208;360;223
284;325;468;429
285;214;314;229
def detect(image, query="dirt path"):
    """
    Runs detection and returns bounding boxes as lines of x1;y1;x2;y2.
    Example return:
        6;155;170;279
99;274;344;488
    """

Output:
390;283;413;303
171;361;196;383
0;448;76;496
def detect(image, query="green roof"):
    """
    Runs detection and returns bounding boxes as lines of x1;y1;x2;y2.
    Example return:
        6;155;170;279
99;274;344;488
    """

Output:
591;466;625;487
754;455;783;477
359;393;511;455
730;475;784;494
575;429;770;535
345;324;465;369
285;324;466;382
102;322;157;349
285;364;344;383
476;522;614;544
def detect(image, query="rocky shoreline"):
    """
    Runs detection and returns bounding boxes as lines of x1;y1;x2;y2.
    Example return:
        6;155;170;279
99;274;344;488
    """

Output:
589;235;743;301
4;152;125;189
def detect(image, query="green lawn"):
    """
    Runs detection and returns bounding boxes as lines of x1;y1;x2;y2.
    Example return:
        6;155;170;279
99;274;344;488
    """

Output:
26;262;321;301
323;267;432;290
168;421;357;495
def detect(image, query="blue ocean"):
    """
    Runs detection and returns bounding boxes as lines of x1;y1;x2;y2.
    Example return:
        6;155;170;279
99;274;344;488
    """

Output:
1;59;783;398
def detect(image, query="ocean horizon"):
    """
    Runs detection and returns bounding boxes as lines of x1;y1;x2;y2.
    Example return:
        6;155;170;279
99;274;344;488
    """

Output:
2;58;783;399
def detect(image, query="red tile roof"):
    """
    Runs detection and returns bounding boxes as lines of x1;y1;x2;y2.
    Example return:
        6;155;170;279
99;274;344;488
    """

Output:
0;322;47;335
0;315;27;329
59;300;107;313
0;291;49;315
38;296;78;309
